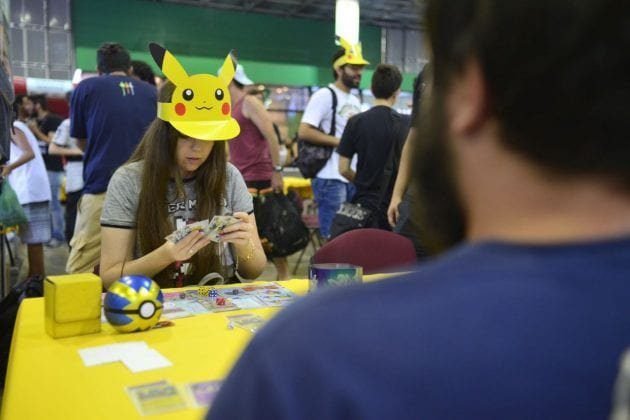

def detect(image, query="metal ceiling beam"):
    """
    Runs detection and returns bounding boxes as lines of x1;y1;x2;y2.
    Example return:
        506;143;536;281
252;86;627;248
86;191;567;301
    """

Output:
155;0;422;29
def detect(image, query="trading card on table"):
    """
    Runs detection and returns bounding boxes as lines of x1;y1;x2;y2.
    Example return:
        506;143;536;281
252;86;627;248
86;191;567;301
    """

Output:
261;296;295;307
256;286;296;307
208;296;239;312
186;380;223;408
205;215;239;242
231;295;266;309
127;380;187;416
226;313;266;333
162;302;193;320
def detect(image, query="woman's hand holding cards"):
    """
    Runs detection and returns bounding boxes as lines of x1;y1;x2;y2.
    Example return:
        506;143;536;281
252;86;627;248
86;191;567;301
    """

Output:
162;230;211;262
218;212;255;247
220;212;265;274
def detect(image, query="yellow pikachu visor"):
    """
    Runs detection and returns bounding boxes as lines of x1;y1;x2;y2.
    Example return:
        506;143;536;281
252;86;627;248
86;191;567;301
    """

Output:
333;36;370;70
149;43;240;141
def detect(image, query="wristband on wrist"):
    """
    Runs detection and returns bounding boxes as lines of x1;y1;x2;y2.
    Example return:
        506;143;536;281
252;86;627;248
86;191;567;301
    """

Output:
237;239;255;263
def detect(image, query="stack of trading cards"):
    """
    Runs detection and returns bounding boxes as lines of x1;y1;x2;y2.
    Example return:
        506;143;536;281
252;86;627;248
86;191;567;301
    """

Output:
165;215;239;243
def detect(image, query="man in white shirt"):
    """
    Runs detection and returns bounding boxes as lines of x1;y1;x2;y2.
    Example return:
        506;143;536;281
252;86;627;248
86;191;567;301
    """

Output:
298;39;368;239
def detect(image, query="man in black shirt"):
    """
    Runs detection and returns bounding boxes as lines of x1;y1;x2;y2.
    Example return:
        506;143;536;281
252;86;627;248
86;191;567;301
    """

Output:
27;95;64;246
337;64;409;230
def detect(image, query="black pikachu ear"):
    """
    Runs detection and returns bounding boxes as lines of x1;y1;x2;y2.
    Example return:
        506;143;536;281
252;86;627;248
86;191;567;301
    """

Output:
149;43;166;68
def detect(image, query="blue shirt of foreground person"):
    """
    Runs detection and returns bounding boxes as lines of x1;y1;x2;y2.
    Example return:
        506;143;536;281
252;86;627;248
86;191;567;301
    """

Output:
208;1;630;418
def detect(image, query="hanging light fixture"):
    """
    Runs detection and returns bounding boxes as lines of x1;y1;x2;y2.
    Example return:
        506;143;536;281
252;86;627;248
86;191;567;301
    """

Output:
335;0;360;45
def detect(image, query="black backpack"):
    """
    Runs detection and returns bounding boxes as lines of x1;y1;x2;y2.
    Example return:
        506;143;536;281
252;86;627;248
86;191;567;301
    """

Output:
295;87;337;178
253;191;309;258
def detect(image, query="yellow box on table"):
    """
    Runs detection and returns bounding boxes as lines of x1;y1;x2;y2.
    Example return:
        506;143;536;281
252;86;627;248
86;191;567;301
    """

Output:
44;273;102;338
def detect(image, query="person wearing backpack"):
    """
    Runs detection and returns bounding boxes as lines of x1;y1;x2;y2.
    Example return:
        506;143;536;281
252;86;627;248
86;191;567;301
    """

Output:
337;64;409;232
297;38;368;239
224;63;290;280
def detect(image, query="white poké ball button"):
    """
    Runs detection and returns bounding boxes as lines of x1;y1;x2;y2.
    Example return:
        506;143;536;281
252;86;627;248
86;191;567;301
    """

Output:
139;301;156;319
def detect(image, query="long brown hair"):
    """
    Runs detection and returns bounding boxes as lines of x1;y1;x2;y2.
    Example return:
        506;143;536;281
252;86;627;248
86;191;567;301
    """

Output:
129;81;227;286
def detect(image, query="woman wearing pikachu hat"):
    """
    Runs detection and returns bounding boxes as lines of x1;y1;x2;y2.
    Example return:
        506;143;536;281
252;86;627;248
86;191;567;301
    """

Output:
98;43;267;288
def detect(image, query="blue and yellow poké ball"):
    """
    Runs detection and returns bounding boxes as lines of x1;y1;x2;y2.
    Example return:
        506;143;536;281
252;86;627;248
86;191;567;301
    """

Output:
104;275;164;333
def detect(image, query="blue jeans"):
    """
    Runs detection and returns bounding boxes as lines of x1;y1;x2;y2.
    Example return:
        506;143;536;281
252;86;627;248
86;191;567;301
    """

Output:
48;170;65;242
311;178;355;239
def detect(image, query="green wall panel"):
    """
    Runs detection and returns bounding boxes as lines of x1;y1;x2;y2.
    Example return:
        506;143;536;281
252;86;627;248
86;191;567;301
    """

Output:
72;0;389;88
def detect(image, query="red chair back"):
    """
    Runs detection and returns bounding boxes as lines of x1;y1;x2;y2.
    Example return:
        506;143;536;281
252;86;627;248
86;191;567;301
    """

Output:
312;228;417;274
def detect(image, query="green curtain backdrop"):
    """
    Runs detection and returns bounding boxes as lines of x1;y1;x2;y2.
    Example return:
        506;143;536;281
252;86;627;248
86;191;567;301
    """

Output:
72;0;415;90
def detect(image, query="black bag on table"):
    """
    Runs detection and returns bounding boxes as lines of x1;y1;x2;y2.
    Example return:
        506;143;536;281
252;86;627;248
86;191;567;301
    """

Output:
295;87;337;178
253;191;309;258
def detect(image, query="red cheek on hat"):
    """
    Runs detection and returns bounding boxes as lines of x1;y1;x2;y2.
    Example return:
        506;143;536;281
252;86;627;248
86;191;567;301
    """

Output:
175;103;186;116
222;102;230;115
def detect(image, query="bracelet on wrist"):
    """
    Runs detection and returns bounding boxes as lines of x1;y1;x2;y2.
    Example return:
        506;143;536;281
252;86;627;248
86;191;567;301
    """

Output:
237;239;255;263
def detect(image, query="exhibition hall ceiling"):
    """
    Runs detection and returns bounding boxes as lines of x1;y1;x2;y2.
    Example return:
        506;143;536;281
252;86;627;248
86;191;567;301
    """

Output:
157;0;423;29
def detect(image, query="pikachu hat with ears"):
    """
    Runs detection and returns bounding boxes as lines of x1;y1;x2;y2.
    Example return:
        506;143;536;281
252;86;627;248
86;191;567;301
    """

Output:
333;36;370;70
149;43;240;141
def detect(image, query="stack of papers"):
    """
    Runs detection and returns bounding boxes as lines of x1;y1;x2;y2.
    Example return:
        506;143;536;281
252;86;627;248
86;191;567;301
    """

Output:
79;341;172;373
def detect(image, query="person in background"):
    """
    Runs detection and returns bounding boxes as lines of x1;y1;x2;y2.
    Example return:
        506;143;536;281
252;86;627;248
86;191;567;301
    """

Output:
208;0;630;418
297;37;368;239
225;64;289;279
26;94;64;247
131;60;157;86
386;67;428;258
4;96;51;279
49;92;83;248
67;42;156;274
337;63;409;230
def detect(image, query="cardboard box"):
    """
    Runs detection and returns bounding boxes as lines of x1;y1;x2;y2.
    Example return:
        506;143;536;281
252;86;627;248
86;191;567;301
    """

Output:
44;274;102;338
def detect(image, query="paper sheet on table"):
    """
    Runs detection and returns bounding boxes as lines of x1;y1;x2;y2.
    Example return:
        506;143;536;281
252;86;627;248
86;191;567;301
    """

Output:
79;341;172;373
79;341;148;366
121;348;172;373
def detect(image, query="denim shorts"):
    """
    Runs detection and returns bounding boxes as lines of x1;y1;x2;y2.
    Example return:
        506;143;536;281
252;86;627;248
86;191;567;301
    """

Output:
311;178;355;239
19;201;52;245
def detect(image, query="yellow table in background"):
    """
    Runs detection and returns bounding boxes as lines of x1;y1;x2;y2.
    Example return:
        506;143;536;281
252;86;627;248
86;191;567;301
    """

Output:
282;176;312;198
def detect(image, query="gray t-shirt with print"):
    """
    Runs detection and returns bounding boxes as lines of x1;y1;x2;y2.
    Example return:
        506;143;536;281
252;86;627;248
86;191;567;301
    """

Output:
101;161;253;230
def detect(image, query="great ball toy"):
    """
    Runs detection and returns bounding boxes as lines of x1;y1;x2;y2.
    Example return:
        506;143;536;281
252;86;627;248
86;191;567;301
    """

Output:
104;275;164;333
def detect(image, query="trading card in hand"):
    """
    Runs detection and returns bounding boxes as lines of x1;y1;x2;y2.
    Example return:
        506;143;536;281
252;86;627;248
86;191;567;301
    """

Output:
186;380;223;408
126;380;187;416
165;220;209;243
205;215;239;242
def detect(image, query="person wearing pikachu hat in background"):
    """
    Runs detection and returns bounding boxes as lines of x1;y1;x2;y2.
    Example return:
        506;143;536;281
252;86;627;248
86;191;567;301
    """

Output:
98;43;267;288
298;36;368;239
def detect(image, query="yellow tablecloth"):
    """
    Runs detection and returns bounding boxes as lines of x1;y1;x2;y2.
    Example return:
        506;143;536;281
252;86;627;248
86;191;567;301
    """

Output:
0;275;396;419
282;176;312;198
